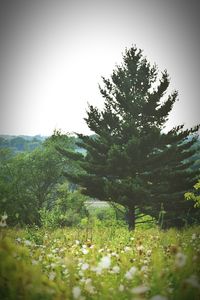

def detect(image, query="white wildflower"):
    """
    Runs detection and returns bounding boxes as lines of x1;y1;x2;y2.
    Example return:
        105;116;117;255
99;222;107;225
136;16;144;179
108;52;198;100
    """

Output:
146;249;152;256
175;252;187;268
131;285;149;294
150;295;168;300
112;265;120;274
98;256;111;269
81;248;89;255
47;253;54;258
81;263;89;271
24;240;32;246
91;265;102;275
79;270;84;277
141;265;148;273
137;245;144;252
0;216;7;227
72;286;81;299
124;246;131;252
31;259;38;265
84;278;96;294
98;248;104;253
16;237;22;243
185;275;200;289
63;269;69;276
50;262;57;268
75;240;80;245
192;233;197;240
49;271;56;280
1;213;8;221
119;284;125;292
124;266;137;280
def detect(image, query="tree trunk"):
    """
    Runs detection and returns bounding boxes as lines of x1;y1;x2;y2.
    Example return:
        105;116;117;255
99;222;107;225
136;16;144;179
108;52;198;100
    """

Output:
125;206;135;230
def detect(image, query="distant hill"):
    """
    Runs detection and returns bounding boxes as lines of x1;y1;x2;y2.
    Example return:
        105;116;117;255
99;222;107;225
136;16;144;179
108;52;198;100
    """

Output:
0;135;47;153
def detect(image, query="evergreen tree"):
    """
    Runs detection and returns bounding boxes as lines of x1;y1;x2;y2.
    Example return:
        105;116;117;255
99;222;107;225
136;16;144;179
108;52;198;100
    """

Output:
59;46;199;229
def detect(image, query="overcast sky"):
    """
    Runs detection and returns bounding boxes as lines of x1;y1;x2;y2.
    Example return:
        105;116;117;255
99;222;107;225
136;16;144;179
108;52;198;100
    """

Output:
0;0;199;136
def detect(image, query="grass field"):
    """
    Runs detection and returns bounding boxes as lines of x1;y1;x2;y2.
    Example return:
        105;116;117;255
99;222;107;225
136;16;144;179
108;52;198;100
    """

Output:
0;225;200;300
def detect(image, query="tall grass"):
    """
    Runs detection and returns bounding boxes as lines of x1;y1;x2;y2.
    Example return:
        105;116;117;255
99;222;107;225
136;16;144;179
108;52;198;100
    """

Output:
0;225;200;299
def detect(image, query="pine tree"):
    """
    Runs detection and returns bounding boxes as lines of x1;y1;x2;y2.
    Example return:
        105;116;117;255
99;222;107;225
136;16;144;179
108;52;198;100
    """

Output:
59;46;199;229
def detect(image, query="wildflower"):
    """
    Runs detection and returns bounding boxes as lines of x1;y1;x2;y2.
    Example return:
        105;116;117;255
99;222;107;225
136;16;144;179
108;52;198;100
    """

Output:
141;265;148;273
185;275;200;289
79;270;84;277
81;263;89;271
143;259;148;265
52;248;59;254
150;295;168;300
31;259;38;265
47;253;54;258
63;269;69;276
131;284;149;294
84;278;96;294
50;262;57;268
75;240;80;245
111;265;120;274
111;252;119;258
49;271;56;280
0;213;7;227
124;246;131;252
72;286;81;299
81;248;89;255
137;245;144;255
91;265;102;275
98;248;104;253
119;284;125;292
124;266;137;280
146;249;152;256
1;213;8;221
175;252;187;268
24;240;32;246
16;237;22;243
191;233;196;240
98;256;111;269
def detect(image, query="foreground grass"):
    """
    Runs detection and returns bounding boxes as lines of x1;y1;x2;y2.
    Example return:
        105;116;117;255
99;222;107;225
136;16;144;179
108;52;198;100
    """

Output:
0;225;200;300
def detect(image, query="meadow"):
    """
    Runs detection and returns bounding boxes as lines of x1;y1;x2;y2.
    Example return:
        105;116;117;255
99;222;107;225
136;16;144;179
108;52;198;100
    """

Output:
0;224;200;300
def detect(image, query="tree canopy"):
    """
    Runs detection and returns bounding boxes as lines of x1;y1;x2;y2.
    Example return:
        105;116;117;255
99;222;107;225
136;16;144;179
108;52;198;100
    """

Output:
59;46;199;229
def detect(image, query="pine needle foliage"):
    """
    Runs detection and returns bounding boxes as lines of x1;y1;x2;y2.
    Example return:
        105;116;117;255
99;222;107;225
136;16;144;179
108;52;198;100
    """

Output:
59;46;199;229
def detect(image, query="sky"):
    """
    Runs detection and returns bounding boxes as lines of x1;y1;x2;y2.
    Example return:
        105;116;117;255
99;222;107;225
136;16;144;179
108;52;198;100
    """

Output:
0;0;199;136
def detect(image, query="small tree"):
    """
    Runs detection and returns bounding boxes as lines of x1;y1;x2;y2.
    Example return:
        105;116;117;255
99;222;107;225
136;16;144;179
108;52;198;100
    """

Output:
0;133;76;226
60;46;199;229
185;180;200;208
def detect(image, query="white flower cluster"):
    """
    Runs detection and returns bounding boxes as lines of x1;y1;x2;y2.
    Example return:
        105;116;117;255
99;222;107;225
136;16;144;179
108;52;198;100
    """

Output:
0;213;7;227
124;266;137;280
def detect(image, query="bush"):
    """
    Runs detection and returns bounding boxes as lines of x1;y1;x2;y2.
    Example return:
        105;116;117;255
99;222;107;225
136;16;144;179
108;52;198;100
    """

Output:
39;189;89;228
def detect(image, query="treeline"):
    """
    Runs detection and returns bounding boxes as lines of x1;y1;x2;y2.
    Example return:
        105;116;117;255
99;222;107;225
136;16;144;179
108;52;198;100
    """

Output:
0;135;45;153
0;132;124;228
